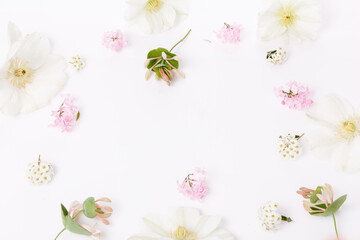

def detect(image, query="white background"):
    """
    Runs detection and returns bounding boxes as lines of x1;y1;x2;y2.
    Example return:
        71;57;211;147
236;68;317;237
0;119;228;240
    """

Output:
1;0;360;240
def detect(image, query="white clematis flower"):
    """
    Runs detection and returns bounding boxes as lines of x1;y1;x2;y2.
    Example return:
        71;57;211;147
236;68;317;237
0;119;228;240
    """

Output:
129;207;234;240
0;23;67;115
307;95;360;173
125;0;188;34
257;0;322;44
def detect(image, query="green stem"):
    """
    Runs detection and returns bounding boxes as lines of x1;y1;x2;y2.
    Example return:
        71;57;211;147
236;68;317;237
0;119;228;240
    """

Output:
73;209;83;219
332;213;339;240
54;228;66;240
281;215;293;223
170;29;192;52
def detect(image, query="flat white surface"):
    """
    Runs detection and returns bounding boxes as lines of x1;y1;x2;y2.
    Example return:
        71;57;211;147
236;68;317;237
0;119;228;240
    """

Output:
1;0;360;239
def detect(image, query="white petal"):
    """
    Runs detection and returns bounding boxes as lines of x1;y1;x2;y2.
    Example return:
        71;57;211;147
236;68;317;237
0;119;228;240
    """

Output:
158;4;176;31
142;215;168;237
125;0;148;21
307;95;355;127
163;207;201;232
198;228;235;240
13;33;51;69
21;55;67;113
8;22;22;45
341;138;360;173
194;216;221;238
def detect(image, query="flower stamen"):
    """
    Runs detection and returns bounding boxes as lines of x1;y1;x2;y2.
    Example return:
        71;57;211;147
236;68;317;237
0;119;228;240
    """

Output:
145;0;163;13
7;58;33;89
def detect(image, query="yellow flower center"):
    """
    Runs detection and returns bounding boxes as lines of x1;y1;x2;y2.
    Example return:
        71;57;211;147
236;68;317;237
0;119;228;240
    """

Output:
336;118;360;142
145;0;163;13
170;226;196;240
7;58;33;89
278;6;296;28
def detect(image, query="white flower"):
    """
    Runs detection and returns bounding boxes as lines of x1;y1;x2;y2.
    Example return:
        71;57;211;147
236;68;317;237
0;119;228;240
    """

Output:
258;202;282;231
0;22;67;115
27;156;54;185
307;95;360;173
257;0;321;44
277;134;302;160
125;0;188;34
267;48;287;65
129;207;234;240
69;55;85;71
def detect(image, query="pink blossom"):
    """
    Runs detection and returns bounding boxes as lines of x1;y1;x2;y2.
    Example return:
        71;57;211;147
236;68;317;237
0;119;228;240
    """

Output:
50;94;79;132
177;168;208;201
102;30;128;52
274;81;313;110
215;23;242;43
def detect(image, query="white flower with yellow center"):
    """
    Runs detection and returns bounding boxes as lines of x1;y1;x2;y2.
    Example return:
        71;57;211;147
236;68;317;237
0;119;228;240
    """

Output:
307;95;360;172
257;0;322;44
0;23;67;115
129;208;234;240
125;0;188;34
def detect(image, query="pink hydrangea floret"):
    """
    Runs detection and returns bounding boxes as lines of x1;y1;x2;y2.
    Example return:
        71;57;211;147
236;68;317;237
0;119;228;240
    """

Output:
215;23;242;43
177;168;208;201
50;94;79;132
274;81;313;110
102;30;128;52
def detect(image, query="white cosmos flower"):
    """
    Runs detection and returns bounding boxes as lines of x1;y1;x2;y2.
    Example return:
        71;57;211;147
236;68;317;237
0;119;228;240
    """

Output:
307;95;360;173
129;207;234;240
125;0;188;34
0;23;67;115
257;0;322;44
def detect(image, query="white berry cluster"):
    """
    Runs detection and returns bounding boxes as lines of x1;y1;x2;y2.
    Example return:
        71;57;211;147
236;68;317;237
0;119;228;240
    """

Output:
27;159;55;185
267;48;287;65
277;134;301;160
258;201;282;231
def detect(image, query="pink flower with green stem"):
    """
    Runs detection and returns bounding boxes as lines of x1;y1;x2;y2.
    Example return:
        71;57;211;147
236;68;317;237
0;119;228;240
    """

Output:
144;29;191;86
177;168;208;201
297;184;347;240
54;197;112;240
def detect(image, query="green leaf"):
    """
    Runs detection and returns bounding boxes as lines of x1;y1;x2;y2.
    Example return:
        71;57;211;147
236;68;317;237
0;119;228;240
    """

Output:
146;48;179;70
76;112;80;121
318;195;347;216
83;197;96;218
61;204;92;236
310;186;323;203
266;50;277;59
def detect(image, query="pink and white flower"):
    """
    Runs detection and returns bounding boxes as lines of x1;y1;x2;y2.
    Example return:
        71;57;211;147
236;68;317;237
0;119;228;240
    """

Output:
177;168;208;201
50;94;80;132
215;23;242;44
274;81;313;110
102;30;128;52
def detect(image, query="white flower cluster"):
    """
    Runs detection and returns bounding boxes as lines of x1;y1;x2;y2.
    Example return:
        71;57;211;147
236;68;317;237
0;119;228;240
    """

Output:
258;201;282;231
27;160;55;185
69;55;85;71
267;48;287;65
277;134;301;160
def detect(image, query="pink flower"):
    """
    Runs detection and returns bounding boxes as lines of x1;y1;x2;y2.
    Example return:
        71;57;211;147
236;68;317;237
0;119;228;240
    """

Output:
215;23;242;43
50;94;80;132
177;168;208;201
102;30;128;52
274;81;313;110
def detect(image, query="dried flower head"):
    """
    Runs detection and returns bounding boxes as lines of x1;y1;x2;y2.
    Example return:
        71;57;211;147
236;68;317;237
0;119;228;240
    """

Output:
267;48;287;65
258;201;292;231
274;81;313;110
215;22;242;43
277;134;303;160
297;184;347;240
55;197;112;240
27;155;54;185
50;94;80;132
177;168;208;201
145;29;190;86
69;55;85;71
102;30;128;52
